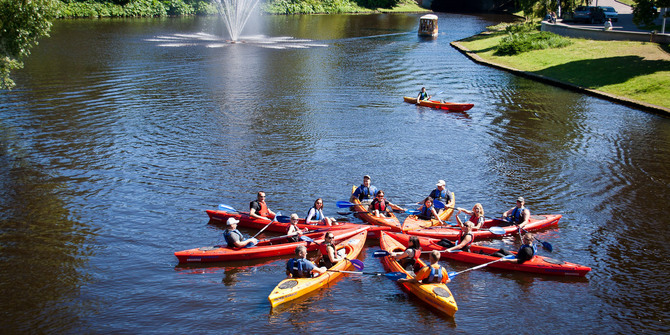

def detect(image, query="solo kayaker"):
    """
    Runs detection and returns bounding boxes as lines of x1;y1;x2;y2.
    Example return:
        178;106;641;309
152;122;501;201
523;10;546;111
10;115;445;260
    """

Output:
441;221;474;253
391;235;422;273
286;245;326;278
223;218;258;248
350;175;378;203
369;190;405;217
313;232;343;269
249;191;276;220
398;250;451;284
428;180;453;211
305;198;335;226
456;203;485;230
501;196;530;229
493;232;536;264
416;87;431;103
417;197;445;225
286;213;306;242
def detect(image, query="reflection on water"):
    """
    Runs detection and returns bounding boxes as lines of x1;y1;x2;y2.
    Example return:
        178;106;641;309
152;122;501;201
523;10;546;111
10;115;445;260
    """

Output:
1;12;669;334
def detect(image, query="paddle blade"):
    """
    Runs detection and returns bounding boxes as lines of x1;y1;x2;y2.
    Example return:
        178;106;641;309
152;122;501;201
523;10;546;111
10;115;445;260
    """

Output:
336;201;355;208
433;200;445;209
348;259;365;271
447;271;456;278
373;250;391;258
541;241;553;252
488;226;506;235
218;204;237;212
300;235;314;243
276;215;291;223
406;209;420;215
503;254;516;259
385;272;407;281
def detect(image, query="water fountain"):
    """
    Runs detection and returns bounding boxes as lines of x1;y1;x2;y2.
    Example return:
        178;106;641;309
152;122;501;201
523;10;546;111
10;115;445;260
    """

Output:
214;0;260;42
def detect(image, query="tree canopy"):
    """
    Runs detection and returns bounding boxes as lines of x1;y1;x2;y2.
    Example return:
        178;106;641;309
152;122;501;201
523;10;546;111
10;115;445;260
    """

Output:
0;0;58;90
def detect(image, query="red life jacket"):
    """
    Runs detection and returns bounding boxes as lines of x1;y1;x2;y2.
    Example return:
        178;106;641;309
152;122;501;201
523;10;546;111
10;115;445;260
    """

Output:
371;198;387;212
258;201;269;217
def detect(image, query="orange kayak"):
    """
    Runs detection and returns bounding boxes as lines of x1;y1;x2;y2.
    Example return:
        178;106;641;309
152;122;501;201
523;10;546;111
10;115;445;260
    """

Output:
401;192;455;231
403;96;474;112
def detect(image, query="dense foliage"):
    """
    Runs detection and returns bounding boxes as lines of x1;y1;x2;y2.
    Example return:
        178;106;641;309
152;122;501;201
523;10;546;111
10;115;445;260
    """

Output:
57;0;218;18
495;23;573;56
261;0;364;14
0;0;58;90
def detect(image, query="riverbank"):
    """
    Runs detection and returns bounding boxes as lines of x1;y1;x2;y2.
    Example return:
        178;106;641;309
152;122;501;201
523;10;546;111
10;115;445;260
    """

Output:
451;30;670;115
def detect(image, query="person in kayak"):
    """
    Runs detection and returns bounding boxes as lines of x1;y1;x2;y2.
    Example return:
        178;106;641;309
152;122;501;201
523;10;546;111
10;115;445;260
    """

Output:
501;196;530;229
398;250;451;284
416;87;431;103
286;213;307;242
350;175;378;203
286;245;326;278
249;191;276;220
456;203;485;230
313;232;344;269
440;221;474;253
391;235;422;273
416;197;445;225
492;232;536;264
369;190;404;217
428;180;453;212
306;198;335;226
223;218;258;248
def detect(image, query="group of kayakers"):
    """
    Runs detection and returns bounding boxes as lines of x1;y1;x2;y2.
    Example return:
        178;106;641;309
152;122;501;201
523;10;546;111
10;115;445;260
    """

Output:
224;174;540;283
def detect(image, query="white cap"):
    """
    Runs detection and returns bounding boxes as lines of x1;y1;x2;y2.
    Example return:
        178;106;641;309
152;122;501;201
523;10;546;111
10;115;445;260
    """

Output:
436;180;446;187
517;197;525;202
227;218;239;225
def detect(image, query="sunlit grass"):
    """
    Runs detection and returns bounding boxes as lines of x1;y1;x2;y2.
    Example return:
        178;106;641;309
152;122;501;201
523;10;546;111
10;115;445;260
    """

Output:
458;32;670;109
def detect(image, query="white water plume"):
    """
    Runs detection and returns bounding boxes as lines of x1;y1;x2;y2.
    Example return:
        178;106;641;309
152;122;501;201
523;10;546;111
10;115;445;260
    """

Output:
215;0;260;42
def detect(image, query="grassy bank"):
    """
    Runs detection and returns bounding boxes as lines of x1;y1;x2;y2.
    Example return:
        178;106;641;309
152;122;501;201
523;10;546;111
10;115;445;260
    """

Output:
458;30;670;110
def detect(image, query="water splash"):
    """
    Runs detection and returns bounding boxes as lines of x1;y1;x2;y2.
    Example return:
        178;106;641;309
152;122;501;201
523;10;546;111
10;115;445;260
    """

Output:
146;33;327;49
215;0;260;42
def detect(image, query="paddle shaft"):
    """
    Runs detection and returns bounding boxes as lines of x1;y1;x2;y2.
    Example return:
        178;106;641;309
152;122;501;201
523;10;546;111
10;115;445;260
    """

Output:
251;214;279;239
449;257;507;277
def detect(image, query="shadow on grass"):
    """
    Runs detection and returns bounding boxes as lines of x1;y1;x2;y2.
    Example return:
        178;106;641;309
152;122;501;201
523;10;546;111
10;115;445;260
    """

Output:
535;55;670;88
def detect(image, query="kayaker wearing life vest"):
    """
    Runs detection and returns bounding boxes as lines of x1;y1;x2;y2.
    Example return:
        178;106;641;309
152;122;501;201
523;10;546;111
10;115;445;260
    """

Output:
493;232;536;264
428;180;453;212
286;245;326;278
456;203;485;230
350;175;379;203
398;250;451;284
368;190;401;217
313;232;343;269
416;87;431;103
306;198;335;226
391;235;422;273
249;191;276;220
286;213;306;242
442;221;474;253
223;218;258;248
501;196;530;229
417;197;445;224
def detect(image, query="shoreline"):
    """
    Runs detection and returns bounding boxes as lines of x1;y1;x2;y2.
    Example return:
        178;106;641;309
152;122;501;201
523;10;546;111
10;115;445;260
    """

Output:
451;37;670;117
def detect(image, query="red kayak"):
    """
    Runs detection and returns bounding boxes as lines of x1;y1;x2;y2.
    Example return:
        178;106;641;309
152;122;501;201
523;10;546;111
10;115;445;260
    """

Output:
403;96;474;112
386;232;590;276
406;214;561;240
206;208;369;234
175;227;368;263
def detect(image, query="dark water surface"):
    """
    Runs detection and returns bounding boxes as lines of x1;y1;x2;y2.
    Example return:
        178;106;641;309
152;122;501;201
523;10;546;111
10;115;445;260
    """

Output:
1;13;669;333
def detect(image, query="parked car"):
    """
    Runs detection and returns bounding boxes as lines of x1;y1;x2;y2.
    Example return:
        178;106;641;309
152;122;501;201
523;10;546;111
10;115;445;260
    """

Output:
573;6;606;24
598;6;618;22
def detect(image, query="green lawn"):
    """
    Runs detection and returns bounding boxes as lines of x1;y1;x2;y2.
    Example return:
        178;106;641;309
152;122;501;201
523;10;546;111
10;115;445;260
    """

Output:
458;32;670;109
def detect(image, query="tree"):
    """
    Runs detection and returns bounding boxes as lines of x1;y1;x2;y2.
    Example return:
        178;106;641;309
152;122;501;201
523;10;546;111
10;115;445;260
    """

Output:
632;0;659;26
0;0;58;90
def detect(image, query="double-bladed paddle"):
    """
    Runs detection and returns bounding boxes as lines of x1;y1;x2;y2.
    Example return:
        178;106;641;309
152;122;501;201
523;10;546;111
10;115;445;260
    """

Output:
447;255;515;278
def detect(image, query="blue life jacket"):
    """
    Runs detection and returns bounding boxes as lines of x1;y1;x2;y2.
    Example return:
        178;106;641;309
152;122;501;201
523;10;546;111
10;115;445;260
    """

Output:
427;265;444;283
356;185;376;200
419;91;428;100
429;189;449;202
519;243;537;255
286;258;312;278
419;205;434;219
223;229;243;247
509;206;528;224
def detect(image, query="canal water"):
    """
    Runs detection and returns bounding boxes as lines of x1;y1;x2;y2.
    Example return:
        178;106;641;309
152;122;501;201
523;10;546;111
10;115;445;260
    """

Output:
1;12;668;333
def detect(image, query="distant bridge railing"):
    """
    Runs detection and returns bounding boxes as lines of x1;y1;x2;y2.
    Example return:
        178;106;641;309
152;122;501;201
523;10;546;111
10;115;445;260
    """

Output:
541;22;670;44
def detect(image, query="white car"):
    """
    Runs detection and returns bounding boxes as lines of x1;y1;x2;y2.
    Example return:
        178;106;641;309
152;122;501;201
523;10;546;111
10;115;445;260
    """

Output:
599;6;618;22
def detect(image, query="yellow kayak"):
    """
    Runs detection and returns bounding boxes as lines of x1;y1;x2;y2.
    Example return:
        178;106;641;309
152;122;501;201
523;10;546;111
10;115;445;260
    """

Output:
378;231;458;317
268;227;368;308
402;192;455;231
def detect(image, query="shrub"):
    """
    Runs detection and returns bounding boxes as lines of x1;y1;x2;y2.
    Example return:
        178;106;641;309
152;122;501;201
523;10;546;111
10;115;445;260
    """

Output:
495;31;572;55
